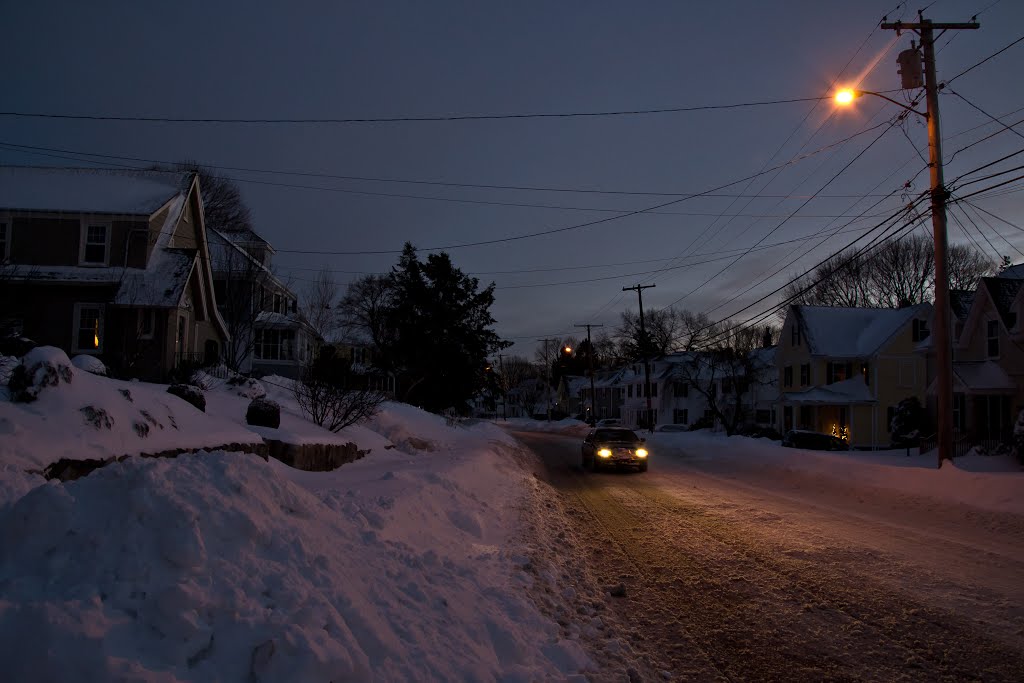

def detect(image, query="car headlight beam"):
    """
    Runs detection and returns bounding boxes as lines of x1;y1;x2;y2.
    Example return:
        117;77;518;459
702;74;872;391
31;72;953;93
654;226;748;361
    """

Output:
636;448;648;458
597;448;612;458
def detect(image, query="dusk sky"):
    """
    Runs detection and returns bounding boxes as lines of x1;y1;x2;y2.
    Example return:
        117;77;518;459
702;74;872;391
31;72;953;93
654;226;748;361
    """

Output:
4;0;1023;358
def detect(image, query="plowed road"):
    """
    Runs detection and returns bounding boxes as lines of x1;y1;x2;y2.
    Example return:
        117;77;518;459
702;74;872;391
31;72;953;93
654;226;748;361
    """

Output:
515;431;1024;682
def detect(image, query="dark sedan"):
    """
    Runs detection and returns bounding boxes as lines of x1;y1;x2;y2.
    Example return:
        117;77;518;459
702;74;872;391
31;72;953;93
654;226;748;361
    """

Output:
581;428;650;472
781;429;848;451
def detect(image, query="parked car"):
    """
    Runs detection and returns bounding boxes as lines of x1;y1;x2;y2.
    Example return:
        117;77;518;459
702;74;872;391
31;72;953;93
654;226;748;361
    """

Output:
595;418;621;428
581;428;649;472
655;423;688;432
781;429;848;451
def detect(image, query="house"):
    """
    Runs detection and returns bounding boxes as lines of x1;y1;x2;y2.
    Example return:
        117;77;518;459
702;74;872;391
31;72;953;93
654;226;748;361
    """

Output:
556;375;588;417
579;368;625;421
776;303;932;449
506;378;549;419
926;276;1024;447
207;227;321;378
0;166;228;379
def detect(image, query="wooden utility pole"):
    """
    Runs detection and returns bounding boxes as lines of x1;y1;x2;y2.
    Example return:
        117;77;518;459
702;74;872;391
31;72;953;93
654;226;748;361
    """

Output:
537;338;557;421
623;284;656;430
575;323;604;424
881;13;978;467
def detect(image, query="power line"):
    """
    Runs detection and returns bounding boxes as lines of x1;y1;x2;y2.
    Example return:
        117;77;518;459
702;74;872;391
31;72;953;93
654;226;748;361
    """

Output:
0;94;848;126
946;31;1024;84
944;88;1024;144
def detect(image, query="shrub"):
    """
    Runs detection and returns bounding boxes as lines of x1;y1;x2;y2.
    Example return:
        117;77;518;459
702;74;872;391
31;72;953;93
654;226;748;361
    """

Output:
246;398;281;429
689;415;713;431
293;347;385;432
890;396;924;447
167;383;206;412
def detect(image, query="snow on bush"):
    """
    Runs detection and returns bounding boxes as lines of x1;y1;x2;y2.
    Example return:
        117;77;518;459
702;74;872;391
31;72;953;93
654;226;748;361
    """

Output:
0;452;588;682
7;346;75;403
70;354;107;376
167;383;206;413
246;398;280;429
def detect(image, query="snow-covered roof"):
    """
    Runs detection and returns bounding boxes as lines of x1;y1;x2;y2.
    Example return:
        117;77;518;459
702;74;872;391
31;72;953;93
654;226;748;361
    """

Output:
782;377;875;404
978;277;1023;328
926;361;1016;394
794;304;931;358
113;250;196;308
0;166;188;215
561;376;589;395
256;311;304;328
207;227;289;291
949;290;975;321
998;263;1024;279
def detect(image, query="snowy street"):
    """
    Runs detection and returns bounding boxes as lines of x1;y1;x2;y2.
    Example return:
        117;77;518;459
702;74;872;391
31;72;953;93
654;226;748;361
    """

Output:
515;429;1024;681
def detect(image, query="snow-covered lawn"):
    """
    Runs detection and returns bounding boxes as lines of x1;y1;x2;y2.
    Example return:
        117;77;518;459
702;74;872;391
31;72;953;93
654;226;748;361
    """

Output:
645;429;1024;516
0;349;618;681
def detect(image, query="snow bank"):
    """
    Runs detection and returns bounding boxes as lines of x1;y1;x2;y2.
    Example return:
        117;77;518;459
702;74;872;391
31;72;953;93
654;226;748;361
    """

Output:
501;417;590;437
70;354;107;376
0;347;259;470
0;442;595;681
649;429;1024;516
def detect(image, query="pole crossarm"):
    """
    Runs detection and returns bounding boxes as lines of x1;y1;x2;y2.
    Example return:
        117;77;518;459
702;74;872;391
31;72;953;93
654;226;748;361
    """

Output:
853;90;928;119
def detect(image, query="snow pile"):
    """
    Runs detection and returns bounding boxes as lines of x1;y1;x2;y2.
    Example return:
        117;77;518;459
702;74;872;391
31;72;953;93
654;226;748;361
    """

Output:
501;417;590;437
0;347;259;470
648;429;1024;516
70;354;107;376
367;402;517;454
0;442;597;681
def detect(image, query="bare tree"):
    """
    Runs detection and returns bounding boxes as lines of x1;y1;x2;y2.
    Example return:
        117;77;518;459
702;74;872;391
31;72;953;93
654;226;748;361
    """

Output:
674;323;772;436
209;235;266;372
158;161;253;233
301;267;339;342
783;235;995;311
337;274;395;348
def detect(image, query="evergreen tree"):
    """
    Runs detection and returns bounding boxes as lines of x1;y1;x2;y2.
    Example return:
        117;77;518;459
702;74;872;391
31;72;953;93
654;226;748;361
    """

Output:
381;243;509;413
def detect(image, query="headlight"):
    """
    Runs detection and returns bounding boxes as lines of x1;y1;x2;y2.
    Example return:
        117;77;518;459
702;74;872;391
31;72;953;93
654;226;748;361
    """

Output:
636;448;648;457
597;448;612;458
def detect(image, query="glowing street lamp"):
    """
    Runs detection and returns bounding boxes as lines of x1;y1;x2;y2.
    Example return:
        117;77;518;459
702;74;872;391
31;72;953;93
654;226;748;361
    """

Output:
834;88;856;105
833;88;926;118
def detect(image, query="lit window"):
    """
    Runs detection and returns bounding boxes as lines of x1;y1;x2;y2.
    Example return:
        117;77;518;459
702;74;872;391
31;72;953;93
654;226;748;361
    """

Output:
255;329;295;361
81;223;109;265
138;309;155;339
73;304;103;352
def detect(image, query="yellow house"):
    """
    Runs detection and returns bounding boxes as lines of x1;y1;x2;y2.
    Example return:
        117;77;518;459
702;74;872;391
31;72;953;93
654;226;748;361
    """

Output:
776;303;932;449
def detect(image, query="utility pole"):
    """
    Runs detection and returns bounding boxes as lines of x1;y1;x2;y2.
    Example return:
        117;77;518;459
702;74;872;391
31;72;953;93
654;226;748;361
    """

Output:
575;323;604;424
623;284;656;431
881;13;978;468
538;338;556;421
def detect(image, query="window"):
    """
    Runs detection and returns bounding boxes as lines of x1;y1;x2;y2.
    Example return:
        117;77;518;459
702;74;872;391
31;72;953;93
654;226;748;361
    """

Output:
860;362;870;386
800;363;810;386
1008;312;1018;330
255;329;295;361
783;365;793;388
0;221;8;261
138;309;155;339
673;408;689;424
755;409;771;424
826;361;852;385
953;393;966;432
790;323;802;346
627;384;633;398
987;319;999;357
73;304;103;353
673;381;689;397
799;406;812;429
912;319;930;342
636;383;643;398
80;222;110;265
651;383;657;397
274;294;283;314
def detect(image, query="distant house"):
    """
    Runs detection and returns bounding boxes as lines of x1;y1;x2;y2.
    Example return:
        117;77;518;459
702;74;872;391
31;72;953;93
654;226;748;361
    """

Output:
207;227;321;378
0;166;228;379
556;375;588;417
776;303;932;449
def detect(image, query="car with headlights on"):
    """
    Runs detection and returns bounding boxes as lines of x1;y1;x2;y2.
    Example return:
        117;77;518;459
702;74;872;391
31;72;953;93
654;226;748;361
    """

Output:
581;427;649;472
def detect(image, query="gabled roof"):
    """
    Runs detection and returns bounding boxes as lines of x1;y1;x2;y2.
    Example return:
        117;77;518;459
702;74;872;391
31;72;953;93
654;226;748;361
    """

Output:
792;303;931;358
0;166;189;215
977;277;1022;328
998;263;1024;279
926;361;1016;394
949;290;975;321
207;227;291;294
783;377;875;404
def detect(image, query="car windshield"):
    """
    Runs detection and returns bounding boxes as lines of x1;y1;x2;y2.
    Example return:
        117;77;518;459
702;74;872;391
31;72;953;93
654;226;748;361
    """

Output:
594;429;640;443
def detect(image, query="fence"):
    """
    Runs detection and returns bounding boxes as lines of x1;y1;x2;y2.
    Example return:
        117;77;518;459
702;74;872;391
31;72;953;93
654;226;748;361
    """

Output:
918;431;1012;458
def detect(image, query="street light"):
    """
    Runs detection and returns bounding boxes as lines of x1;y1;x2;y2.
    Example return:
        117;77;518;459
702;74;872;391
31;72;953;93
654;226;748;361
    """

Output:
833;88;926;119
564;346;573;354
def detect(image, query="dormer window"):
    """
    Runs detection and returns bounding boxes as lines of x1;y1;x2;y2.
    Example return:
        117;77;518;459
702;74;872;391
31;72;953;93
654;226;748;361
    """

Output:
80;221;110;265
790;323;802;346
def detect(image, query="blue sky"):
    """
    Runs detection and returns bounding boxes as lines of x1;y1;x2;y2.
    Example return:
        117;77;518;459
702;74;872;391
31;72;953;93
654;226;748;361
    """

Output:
3;1;1023;358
